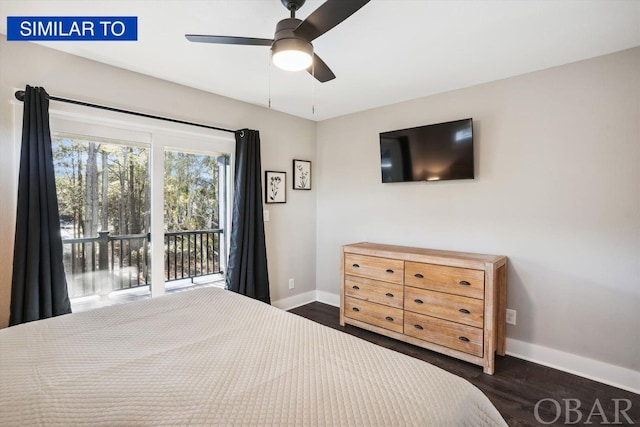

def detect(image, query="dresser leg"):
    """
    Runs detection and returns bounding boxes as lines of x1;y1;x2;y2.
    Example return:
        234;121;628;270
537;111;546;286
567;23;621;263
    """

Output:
496;264;507;356
483;360;495;375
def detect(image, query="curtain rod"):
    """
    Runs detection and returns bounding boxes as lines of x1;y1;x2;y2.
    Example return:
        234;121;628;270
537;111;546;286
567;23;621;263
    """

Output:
14;90;238;135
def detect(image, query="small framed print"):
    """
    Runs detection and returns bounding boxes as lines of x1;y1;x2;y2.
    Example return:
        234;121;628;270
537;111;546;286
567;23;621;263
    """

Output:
265;171;286;203
293;159;311;190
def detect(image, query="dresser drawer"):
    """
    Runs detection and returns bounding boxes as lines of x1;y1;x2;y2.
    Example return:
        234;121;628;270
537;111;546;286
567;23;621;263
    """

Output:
404;287;484;328
345;275;403;309
344;254;404;285
344;297;403;333
405;262;484;299
404;311;483;357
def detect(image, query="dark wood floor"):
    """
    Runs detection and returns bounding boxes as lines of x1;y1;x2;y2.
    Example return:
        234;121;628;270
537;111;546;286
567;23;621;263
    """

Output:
289;302;640;426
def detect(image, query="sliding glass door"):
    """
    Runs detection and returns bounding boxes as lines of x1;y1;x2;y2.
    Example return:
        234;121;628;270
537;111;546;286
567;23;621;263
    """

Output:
49;115;234;311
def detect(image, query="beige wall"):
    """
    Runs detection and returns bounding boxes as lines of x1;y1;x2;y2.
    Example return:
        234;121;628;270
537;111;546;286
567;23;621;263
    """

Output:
0;36;317;327
316;48;640;372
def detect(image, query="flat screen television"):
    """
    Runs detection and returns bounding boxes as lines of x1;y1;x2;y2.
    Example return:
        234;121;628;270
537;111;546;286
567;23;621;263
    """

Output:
379;118;474;183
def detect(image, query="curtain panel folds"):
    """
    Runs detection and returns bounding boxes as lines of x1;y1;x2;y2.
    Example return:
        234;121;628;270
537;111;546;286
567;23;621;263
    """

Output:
226;129;271;304
9;85;71;326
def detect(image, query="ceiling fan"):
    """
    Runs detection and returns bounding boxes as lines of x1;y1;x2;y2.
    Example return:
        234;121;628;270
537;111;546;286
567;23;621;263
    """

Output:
185;0;370;83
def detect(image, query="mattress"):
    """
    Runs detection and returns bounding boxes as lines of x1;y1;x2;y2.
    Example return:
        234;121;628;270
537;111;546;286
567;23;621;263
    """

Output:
0;287;506;426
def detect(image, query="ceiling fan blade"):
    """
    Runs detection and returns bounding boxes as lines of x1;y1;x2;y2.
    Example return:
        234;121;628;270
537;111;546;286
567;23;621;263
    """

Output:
294;0;370;42
185;35;273;46
308;53;336;83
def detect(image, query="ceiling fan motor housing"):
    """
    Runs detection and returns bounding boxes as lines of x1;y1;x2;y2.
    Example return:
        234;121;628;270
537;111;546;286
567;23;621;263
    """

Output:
271;18;313;71
274;18;309;46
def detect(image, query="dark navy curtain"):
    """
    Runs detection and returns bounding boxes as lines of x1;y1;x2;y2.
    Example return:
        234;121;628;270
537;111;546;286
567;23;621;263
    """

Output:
225;129;270;304
9;86;71;326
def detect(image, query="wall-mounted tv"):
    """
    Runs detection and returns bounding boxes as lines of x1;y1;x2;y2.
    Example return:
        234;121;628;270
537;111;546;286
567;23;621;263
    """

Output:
379;118;474;183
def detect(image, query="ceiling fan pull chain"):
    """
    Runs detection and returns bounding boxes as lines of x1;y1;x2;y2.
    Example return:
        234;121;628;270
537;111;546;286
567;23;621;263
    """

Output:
268;53;272;109
312;61;315;115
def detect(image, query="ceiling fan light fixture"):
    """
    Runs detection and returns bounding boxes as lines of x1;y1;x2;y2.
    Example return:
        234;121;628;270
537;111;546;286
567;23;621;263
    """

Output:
272;38;313;71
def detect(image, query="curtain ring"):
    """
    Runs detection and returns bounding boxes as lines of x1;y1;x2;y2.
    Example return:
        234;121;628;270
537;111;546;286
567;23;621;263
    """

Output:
239;130;245;138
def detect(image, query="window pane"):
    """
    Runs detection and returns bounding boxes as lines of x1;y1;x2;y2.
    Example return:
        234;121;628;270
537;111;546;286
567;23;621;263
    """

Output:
52;134;151;310
164;149;228;289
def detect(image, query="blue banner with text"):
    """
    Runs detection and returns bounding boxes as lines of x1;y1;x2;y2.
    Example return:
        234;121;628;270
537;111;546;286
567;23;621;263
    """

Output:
7;16;138;41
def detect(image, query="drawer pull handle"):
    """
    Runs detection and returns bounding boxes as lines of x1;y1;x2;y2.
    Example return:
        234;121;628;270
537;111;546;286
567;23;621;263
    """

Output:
386;269;394;273
459;336;470;342
414;324;423;330
352;263;360;268
414;299;424;304
352;307;360;312
459;280;471;286
352;285;360;290
459;308;470;314
414;273;424;278
385;293;394;298
385;316;394;322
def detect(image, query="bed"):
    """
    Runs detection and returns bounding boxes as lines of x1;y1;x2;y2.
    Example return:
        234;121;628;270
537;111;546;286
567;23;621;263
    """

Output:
0;287;506;426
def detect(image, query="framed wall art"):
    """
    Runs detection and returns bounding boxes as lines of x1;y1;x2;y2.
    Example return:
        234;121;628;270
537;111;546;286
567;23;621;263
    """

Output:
293;159;311;190
265;171;286;203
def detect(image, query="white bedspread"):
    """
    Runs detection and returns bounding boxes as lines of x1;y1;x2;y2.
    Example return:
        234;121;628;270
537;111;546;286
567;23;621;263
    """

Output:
0;288;506;426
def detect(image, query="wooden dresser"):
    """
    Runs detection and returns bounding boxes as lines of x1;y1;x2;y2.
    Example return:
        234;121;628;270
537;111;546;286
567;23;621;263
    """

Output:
340;242;507;374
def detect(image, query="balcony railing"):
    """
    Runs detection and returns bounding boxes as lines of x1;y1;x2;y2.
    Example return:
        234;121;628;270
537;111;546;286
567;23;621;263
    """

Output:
62;229;223;299
165;230;223;282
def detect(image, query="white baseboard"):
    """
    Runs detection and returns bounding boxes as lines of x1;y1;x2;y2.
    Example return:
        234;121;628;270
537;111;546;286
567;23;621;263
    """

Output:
506;338;640;394
273;290;340;311
271;291;317;311
316;291;340;307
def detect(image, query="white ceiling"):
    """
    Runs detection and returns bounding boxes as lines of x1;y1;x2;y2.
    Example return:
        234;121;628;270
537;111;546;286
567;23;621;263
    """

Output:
1;0;639;121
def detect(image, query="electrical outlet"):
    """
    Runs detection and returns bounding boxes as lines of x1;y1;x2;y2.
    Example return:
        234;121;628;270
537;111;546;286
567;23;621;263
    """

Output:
263;210;269;222
288;278;294;290
506;309;516;325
